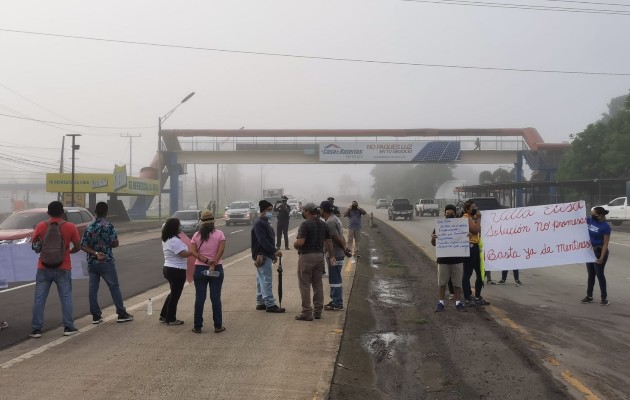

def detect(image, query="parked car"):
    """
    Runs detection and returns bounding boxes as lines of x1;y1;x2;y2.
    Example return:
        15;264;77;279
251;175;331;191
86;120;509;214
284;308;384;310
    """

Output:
594;196;628;226
415;199;439;217
376;199;389;209
225;201;257;226
0;207;95;244
169;210;202;235
388;199;414;221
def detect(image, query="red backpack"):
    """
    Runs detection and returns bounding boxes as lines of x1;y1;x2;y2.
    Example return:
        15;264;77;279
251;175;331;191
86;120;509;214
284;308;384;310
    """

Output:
40;220;67;268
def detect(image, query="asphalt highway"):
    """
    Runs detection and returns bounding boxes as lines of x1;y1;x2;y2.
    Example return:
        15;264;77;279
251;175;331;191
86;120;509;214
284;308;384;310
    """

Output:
0;218;303;350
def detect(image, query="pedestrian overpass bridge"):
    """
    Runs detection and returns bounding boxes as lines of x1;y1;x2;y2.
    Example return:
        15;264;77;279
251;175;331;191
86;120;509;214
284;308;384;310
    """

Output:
130;128;570;218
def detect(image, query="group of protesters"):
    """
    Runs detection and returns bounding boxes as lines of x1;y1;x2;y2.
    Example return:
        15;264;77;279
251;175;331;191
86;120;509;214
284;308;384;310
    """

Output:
431;201;612;312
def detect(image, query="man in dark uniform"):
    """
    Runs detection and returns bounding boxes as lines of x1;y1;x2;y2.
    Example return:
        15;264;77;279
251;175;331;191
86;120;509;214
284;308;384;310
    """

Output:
327;197;341;217
274;195;291;250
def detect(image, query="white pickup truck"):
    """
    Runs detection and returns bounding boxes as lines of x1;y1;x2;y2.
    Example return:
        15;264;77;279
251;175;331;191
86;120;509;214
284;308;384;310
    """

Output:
596;196;629;226
415;199;439;217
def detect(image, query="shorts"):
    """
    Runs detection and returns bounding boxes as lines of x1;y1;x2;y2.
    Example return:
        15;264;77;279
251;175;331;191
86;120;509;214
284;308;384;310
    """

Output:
437;263;463;287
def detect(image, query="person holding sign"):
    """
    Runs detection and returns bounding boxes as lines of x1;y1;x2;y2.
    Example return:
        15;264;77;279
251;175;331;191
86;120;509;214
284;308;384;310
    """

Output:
581;207;612;306
461;200;490;306
431;205;466;312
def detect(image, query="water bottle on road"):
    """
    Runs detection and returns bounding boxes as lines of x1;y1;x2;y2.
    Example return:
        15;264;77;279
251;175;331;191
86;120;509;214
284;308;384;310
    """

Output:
147;298;153;315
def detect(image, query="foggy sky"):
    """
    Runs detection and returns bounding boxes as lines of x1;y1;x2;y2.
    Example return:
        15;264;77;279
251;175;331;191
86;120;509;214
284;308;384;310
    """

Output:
1;0;629;200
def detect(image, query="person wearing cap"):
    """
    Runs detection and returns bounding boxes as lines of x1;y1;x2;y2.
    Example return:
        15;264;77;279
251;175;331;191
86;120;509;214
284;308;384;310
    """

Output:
320;200;351;311
251;200;285;313
190;210;226;333
80;201;134;325
581;206;612;306
343;200;367;255
327;197;341;217
29;201;82;338
274;195;291;250
294;203;335;321
431;204;466;312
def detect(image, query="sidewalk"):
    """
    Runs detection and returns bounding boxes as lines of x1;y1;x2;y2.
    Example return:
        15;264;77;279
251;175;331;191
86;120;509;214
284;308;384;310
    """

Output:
0;246;356;400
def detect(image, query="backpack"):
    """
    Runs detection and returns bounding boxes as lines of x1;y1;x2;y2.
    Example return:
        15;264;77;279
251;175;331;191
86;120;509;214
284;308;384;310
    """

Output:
40;220;67;268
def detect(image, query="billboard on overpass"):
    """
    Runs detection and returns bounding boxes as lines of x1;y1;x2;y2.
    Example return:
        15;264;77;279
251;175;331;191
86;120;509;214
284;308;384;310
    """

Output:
319;141;461;162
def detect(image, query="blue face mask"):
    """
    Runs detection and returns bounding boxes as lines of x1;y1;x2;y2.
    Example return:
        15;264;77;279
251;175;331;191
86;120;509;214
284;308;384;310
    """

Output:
265;211;273;219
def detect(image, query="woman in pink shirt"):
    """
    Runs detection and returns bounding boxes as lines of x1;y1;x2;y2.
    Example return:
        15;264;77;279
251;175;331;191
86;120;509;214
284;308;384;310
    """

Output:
190;210;226;333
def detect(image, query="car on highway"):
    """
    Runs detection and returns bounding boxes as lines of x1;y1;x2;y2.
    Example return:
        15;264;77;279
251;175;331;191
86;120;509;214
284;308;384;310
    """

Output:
0;207;95;245
388;199;414;220
225;201;257;226
376;199;389;209
169;210;202;235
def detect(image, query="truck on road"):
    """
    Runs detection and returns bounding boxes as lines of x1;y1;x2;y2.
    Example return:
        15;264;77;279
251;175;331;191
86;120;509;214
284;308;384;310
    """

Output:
595;196;629;226
415;199;439;217
388;199;414;221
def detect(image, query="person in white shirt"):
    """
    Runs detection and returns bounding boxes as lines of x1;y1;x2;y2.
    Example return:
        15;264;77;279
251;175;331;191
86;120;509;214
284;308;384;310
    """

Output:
159;218;194;325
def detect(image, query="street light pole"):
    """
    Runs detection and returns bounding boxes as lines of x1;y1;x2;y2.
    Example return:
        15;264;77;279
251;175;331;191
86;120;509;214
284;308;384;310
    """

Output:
158;92;195;223
121;133;141;176
66;134;81;207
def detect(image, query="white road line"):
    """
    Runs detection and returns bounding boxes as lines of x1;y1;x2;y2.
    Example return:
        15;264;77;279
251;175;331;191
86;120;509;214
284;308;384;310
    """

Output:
0;282;35;294
610;241;630;247
230;229;245;234
0;252;253;369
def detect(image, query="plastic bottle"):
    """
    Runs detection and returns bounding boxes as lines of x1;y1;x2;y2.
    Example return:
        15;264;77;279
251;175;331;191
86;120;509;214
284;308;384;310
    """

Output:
202;270;220;277
147;298;153;315
349;256;356;264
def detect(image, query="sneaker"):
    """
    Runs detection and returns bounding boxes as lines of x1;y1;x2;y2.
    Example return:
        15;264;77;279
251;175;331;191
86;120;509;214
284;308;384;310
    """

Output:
192;327;202;333
159;316;167;323
435;302;445;312
455;303;467;312
214;326;226;333
600;299;610;306
92;314;103;324
497;280;506;285
63;327;79;336
324;304;343;311
0;321;8;330
474;296;491;306
117;312;134;323
295;314;313;321
166;320;184;326
266;305;286;313
515;280;522;287
285;247;290;250
487;280;497;285
314;314;321;320
581;296;593;304
255;304;267;310
29;329;42;338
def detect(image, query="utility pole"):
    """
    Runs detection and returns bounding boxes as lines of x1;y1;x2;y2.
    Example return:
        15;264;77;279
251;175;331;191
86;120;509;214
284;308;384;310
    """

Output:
58;136;65;202
120;133;141;176
66;134;81;207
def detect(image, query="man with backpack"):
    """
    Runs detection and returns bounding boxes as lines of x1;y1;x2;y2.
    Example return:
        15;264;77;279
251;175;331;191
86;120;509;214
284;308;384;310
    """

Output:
30;201;81;338
80;202;133;324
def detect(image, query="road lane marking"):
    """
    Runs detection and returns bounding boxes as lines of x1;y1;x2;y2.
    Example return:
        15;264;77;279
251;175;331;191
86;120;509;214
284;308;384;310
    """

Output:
561;371;600;400
0;282;35;293
230;229;244;234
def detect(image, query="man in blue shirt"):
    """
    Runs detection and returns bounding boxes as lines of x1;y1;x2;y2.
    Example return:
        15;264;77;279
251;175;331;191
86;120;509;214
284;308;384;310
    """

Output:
80;202;133;324
343;200;367;255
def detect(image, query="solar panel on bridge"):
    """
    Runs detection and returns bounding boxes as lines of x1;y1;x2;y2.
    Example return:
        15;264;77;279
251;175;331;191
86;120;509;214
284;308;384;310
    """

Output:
411;141;461;162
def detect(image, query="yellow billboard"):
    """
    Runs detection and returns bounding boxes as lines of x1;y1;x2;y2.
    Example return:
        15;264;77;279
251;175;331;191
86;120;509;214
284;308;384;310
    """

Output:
46;173;158;196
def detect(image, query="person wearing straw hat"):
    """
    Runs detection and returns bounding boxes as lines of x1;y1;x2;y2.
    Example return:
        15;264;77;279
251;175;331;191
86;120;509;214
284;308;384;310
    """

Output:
190;210;226;333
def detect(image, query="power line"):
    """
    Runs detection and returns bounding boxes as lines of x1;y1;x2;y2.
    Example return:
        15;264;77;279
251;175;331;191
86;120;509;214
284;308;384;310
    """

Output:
0;28;629;76
0;112;155;129
542;0;630;8
400;0;630;16
0;82;83;125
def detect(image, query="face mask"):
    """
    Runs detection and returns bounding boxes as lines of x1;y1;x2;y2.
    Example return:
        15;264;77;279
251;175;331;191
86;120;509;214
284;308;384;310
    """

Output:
591;214;599;221
470;209;478;216
265;211;273;219
352;205;358;210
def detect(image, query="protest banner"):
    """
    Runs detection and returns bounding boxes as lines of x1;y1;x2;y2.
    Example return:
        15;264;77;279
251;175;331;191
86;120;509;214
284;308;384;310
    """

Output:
481;201;596;271
435;218;470;258
0;244;88;283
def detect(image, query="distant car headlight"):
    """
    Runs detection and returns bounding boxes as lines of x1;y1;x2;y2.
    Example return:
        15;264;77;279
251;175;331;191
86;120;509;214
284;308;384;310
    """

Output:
14;237;32;244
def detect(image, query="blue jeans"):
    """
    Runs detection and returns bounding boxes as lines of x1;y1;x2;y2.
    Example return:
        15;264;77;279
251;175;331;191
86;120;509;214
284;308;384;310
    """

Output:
193;264;224;329
32;268;74;331
328;256;344;307
88;261;126;316
586;249;609;299
256;256;276;307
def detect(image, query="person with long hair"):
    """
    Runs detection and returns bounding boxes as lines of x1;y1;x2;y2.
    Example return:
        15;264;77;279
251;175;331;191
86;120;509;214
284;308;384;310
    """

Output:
159;218;194;325
581;206;612;306
190;210;226;333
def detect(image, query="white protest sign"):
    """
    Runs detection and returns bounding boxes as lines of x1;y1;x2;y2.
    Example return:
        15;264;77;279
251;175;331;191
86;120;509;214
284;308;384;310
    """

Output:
481;201;596;271
0;243;88;283
435;218;470;258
